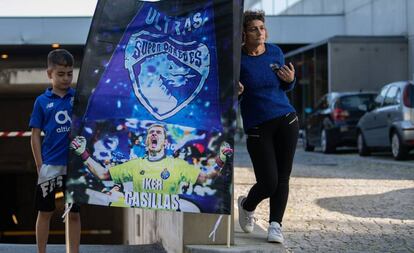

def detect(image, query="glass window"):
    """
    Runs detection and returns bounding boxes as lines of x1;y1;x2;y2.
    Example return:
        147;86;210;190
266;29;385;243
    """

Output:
395;88;401;104
315;95;328;110
375;86;389;106
383;86;399;106
337;94;376;110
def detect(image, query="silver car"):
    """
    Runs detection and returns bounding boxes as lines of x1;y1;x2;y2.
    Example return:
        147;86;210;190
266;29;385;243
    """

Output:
357;81;414;160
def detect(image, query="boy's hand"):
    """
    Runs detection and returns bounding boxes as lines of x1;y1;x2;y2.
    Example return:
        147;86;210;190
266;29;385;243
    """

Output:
70;136;89;160
36;164;43;175
238;82;244;96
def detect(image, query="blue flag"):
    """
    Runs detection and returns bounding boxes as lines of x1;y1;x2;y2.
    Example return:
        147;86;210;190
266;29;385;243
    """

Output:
68;0;241;215
84;3;221;131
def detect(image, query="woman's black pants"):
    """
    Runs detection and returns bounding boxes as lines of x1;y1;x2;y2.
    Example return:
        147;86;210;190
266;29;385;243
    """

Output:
243;112;299;224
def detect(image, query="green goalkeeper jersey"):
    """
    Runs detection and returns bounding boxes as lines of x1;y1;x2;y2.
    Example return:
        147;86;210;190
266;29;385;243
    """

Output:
109;156;200;194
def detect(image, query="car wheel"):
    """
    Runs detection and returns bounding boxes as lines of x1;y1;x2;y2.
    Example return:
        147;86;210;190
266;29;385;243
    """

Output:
391;132;408;160
321;129;335;153
357;132;370;156
303;131;315;152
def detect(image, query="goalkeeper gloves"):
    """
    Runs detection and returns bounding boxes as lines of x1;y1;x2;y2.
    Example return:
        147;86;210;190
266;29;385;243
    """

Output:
216;142;233;168
70;136;90;160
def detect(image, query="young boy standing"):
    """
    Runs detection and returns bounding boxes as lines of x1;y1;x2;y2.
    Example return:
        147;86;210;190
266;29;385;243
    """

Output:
29;49;80;253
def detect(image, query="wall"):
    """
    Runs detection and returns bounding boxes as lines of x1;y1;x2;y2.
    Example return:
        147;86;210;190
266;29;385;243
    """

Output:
124;209;183;253
329;38;408;92
266;15;345;44
0;68;79;85
408;0;414;80
279;0;414;80
0;17;91;45
282;0;344;15
344;0;407;36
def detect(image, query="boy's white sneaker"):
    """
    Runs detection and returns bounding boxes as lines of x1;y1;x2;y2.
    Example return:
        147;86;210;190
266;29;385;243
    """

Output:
237;196;256;233
267;222;284;243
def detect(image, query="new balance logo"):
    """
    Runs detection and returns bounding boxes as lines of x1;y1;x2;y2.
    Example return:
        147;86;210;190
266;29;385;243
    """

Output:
46;102;54;109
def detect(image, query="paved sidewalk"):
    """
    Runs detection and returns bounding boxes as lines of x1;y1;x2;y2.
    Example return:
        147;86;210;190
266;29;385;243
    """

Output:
285;148;414;253
186;139;286;253
0;244;166;253
234;139;414;252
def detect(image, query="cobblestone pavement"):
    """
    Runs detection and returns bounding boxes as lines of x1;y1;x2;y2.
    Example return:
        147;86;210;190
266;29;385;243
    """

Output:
234;141;414;253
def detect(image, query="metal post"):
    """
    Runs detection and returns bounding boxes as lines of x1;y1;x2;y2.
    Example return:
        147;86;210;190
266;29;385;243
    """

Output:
65;217;70;253
226;214;231;247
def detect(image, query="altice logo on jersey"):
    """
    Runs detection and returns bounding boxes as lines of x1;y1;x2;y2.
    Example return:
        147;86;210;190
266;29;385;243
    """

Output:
55;110;71;133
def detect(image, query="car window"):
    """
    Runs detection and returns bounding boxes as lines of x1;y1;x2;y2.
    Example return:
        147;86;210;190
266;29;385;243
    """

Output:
395;88;401;104
375;86;389;107
316;96;328;110
383;86;399;106
337;94;376;110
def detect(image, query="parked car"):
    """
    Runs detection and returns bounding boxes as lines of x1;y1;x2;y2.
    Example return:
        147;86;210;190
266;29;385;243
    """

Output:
356;81;414;160
303;92;377;153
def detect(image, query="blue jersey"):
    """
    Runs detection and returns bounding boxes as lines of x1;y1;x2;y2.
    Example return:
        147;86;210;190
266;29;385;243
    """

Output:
29;88;75;166
239;43;296;131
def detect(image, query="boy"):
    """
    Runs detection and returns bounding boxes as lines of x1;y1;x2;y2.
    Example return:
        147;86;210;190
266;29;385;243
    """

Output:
29;49;80;253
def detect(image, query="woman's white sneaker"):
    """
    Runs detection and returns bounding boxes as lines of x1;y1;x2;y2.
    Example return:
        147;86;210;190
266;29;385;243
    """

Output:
237;196;256;233
267;222;284;243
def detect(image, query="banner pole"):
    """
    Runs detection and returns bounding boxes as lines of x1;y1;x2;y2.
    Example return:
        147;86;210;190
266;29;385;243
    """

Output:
226;214;231;248
65;216;71;253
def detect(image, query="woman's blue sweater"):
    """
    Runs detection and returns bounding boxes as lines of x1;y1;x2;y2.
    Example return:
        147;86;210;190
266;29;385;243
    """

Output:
239;43;296;131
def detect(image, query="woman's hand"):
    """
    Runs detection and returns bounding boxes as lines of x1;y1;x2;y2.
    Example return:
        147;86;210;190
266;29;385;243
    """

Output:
277;62;295;83
238;82;245;95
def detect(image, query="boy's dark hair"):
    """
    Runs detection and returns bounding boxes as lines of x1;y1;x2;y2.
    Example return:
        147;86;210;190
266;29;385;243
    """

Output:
243;10;265;31
47;49;74;68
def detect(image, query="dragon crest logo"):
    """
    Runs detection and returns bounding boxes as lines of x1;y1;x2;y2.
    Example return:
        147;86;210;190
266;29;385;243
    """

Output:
125;31;210;120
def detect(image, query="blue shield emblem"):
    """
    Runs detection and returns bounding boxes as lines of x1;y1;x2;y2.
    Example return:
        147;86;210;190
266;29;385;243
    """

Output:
125;31;210;120
160;168;170;180
82;3;222;131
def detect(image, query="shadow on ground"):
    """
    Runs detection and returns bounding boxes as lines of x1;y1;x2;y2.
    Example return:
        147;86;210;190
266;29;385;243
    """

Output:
316;188;414;220
284;228;414;253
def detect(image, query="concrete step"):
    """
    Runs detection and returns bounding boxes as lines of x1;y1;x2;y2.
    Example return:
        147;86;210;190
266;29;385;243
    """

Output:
185;225;286;253
185;193;286;253
186;232;286;253
0;243;166;253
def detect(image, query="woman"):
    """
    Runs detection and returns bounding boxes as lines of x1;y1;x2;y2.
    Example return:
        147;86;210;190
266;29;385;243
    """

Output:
238;10;298;243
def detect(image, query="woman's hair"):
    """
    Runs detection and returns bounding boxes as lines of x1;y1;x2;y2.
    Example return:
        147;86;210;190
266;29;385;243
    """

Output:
242;10;267;44
243;10;265;31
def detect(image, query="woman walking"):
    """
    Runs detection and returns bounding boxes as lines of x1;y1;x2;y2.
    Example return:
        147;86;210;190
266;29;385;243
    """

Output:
238;10;298;243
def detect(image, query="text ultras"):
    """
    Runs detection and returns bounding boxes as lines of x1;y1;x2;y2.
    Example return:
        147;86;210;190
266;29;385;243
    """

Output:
145;7;206;36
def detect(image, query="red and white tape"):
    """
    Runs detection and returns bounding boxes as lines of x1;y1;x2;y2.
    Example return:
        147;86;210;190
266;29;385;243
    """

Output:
0;131;44;137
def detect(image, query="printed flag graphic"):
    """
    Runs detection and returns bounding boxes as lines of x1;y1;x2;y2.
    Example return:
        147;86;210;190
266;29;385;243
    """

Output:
83;3;220;130
67;0;242;214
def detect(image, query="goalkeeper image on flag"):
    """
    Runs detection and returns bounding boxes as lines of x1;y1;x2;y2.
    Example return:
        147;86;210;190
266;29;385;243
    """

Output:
70;123;233;212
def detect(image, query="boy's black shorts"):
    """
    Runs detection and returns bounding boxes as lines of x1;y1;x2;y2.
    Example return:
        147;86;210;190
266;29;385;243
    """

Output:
35;175;80;213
